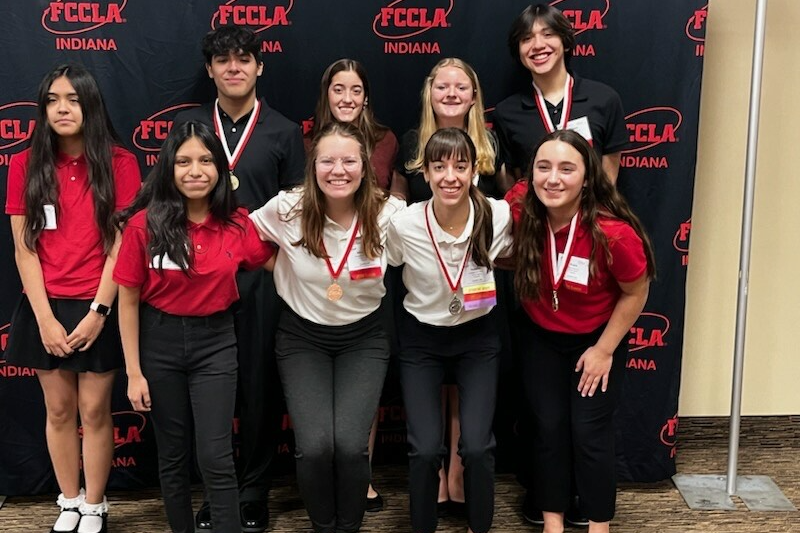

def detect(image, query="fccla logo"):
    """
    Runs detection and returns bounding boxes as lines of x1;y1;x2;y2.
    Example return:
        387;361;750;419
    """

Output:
0;102;37;167
550;0;609;36
674;218;690;266
212;0;293;32
374;0;452;55
629;312;668;352
660;414;678;458
42;1;127;34
686;3;708;56
133;103;200;165
621;107;682;169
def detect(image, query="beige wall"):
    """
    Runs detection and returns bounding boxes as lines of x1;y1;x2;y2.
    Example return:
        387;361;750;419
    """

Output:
681;0;800;416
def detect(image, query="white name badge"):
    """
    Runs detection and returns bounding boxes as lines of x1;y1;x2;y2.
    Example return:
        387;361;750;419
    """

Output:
348;238;383;280
43;204;57;230
462;259;494;287
461;259;497;311
563;255;589;292
566;116;593;145
150;254;183;271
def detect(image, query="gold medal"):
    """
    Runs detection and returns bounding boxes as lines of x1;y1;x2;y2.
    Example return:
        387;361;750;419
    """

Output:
230;173;240;190
327;283;343;301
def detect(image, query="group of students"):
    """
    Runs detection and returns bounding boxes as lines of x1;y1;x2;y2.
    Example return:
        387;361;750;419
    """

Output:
4;4;656;533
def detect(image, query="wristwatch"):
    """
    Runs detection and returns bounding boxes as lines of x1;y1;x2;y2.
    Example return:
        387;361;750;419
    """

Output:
90;302;112;316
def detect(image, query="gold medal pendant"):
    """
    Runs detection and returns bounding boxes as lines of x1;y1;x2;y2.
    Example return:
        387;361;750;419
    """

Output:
230;173;240;191
327;283;343;301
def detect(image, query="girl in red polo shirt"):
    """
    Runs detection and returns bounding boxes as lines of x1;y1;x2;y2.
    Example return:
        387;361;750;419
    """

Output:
509;129;655;533
114;121;274;533
4;64;141;533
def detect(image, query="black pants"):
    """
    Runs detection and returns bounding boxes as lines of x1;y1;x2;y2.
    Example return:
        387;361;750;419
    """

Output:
275;308;390;533
139;305;240;533
518;318;627;523
398;311;499;533
234;269;281;502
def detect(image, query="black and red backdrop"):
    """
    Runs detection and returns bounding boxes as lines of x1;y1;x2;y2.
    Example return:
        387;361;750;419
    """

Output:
0;0;707;494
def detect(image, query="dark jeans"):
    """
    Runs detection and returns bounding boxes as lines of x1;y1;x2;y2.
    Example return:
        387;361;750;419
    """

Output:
139;304;240;533
275;307;390;533
518;318;627;523
398;311;499;533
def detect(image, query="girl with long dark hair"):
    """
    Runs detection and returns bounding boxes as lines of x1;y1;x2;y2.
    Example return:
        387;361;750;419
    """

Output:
509;129;655;533
4;63;141;533
249;121;404;533
387;128;513;533
114;121;274;533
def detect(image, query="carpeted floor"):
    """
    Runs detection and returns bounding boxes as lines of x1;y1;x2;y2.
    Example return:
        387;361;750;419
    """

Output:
2;416;798;532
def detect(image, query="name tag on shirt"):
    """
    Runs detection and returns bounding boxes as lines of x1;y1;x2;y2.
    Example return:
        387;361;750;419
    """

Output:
461;259;497;311
44;204;57;230
348;238;383;280
566;116;594;147
562;254;589;293
150;253;183;271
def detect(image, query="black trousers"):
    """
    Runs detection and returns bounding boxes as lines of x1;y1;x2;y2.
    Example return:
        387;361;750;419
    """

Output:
275;307;390;533
233;269;282;502
518;317;627;523
398;311;499;533
139;304;240;533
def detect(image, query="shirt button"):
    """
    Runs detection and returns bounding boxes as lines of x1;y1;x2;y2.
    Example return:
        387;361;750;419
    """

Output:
196;244;202;250
70;176;76;181
231;127;237;133
72;161;78;166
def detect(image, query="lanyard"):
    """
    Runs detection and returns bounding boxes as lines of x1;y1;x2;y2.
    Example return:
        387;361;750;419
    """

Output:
533;74;574;133
547;211;580;311
424;202;471;299
212;98;260;172
320;218;360;301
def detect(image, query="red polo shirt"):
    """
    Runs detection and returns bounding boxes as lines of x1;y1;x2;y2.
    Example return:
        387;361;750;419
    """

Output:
5;147;142;299
507;183;647;334
114;208;274;316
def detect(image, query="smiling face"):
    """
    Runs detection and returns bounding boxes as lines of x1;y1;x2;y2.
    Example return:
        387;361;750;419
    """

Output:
430;66;475;128
532;139;586;220
173;136;220;206
518;19;568;81
425;153;475;210
328;70;365;124
314;133;364;204
46;76;83;141
206;50;263;103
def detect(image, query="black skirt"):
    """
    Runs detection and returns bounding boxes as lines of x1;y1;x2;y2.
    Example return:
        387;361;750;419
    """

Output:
4;294;123;373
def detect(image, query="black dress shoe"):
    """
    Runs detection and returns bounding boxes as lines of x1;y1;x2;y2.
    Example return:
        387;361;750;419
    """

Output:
50;508;81;533
195;501;212;530
565;496;589;527
521;491;544;525
240;501;269;533
447;500;466;518
436;501;449;518
365;493;384;513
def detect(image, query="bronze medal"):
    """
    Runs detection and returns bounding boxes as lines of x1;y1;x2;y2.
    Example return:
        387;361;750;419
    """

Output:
327;283;344;301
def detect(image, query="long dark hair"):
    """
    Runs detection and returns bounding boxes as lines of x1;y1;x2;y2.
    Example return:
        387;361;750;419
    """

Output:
312;58;390;155
513;129;656;300
290;121;388;260
23;64;121;252
424;128;494;269
117;121;239;273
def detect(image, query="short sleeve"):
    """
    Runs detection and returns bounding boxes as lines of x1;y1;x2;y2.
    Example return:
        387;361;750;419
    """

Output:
114;215;148;288
112;148;143;211
504;181;527;227
5;151;28;215
606;221;647;283
386;217;404;267
489;199;514;259
238;211;276;271
249;193;286;245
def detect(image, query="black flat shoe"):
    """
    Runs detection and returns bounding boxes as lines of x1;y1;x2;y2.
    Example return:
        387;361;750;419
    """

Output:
521;491;544;525
241;500;269;533
447;500;466;518
437;501;449;518
195;501;212;530
76;512;107;533
365;493;384;513
50;508;81;533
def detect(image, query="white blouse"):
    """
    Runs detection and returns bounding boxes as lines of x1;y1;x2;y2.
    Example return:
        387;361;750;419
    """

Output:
250;189;405;326
387;197;513;327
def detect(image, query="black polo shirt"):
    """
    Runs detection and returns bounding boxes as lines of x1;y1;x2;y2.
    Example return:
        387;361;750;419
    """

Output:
395;128;505;203
174;98;305;211
493;76;628;174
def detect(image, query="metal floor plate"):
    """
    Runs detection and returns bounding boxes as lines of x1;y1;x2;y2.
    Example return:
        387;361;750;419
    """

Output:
672;474;796;511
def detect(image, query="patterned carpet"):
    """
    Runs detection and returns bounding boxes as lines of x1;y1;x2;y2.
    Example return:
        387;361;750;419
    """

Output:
2;416;798;533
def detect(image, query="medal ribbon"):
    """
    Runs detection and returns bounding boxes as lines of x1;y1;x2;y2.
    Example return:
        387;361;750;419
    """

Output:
213;98;261;173
321;218;361;283
547;211;580;310
424;202;471;295
533;74;573;133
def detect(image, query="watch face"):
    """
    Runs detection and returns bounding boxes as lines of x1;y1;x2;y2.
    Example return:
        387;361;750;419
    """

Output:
92;303;111;316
